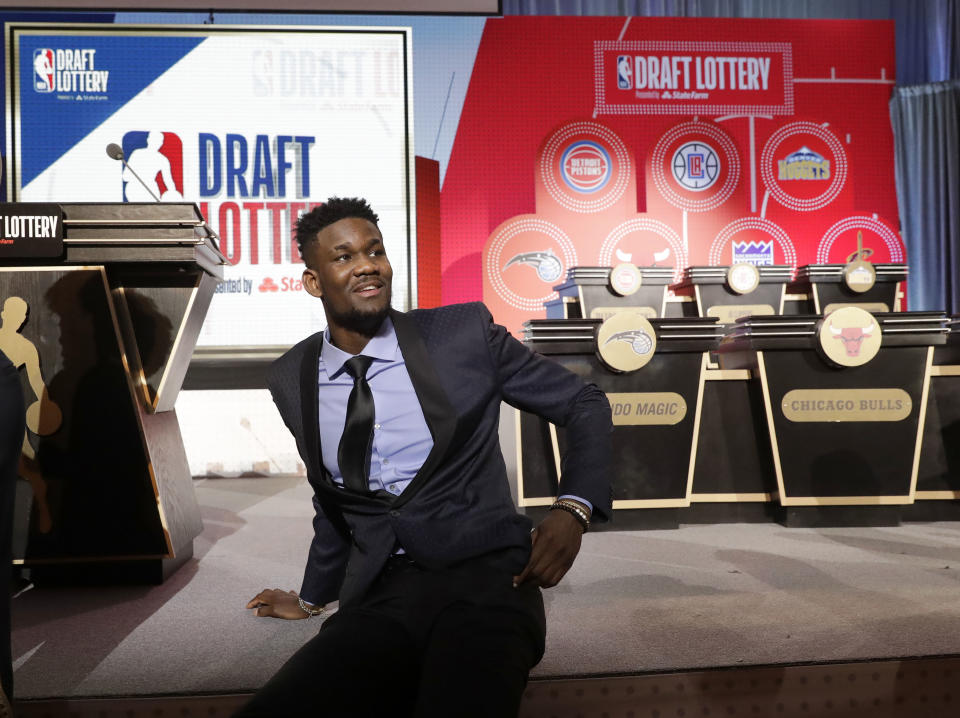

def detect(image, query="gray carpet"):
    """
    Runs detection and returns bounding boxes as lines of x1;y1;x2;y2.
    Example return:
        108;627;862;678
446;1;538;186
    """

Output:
10;477;960;699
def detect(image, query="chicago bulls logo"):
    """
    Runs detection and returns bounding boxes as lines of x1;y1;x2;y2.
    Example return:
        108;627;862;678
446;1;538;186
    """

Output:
817;307;881;367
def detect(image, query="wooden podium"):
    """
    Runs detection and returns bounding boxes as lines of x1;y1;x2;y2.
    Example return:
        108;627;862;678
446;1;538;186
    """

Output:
0;203;224;583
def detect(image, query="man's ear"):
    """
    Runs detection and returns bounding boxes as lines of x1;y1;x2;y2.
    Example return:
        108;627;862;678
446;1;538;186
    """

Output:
302;268;323;299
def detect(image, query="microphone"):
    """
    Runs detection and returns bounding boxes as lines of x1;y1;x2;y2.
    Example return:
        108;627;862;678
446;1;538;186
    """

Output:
106;142;160;202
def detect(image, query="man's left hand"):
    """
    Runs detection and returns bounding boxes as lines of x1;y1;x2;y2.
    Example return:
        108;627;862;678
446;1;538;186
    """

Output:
512;507;584;589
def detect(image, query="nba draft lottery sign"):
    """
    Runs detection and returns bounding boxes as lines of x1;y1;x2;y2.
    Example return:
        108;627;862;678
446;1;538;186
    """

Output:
448;17;903;335
7;23;415;348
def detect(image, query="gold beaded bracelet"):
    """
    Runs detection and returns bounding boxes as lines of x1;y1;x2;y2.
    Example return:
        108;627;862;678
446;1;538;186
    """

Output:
297;595;325;618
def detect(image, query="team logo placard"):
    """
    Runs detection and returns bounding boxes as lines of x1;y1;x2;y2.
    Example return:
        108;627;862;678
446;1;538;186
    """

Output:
486;216;578;311
761;121;847;211
817;215;906;265
651;121;740;212
709;217;797;270
727;263;760;295
596;311;657;373
609;262;642;296
817;307;882;368
540;121;631;213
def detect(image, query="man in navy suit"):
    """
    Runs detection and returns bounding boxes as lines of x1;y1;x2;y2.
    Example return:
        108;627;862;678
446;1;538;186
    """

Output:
239;197;612;717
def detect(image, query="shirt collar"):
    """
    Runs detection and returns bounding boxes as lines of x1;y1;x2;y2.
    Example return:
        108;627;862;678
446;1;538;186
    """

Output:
320;316;398;379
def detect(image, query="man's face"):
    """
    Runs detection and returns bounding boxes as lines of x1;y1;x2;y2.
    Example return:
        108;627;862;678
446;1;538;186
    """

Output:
302;217;393;334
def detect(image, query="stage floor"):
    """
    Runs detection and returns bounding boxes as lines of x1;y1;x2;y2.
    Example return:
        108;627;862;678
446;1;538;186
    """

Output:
11;477;960;700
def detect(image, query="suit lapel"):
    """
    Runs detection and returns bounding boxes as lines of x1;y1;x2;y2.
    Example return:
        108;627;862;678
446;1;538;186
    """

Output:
390;309;456;507
299;331;325;482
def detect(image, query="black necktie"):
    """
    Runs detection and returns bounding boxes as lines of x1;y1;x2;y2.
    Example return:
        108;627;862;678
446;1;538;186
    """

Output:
338;355;375;491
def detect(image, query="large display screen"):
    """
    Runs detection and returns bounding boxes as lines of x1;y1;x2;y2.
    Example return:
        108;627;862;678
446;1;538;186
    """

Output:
6;23;416;347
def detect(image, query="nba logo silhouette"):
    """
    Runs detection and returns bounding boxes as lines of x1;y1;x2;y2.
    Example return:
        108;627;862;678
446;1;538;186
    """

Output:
617;55;632;90
120;131;184;202
34;48;54;93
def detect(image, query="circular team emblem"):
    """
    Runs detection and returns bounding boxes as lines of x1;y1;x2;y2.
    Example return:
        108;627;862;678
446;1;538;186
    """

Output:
843;260;877;293
485;216;578;311
540;121;632;213
817;307;882;368
727;263;760;295
609;262;642;296
672;141;720;191
817;215;906;265
761;121;848;212
561;141;611;194
596;311;658;373
598;218;686;284
708;217;797;270
651;121;740;212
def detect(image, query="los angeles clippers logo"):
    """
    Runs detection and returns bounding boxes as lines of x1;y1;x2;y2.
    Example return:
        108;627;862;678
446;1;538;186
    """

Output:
33;49;54;93
604;329;654;356
502;250;563;283
672;141;719;191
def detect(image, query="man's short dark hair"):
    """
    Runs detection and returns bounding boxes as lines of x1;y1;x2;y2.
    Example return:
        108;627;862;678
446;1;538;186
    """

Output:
295;197;379;256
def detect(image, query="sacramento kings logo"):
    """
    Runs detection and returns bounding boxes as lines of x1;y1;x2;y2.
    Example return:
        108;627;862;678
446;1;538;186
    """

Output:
732;240;774;266
671;141;720;191
561;141;611;194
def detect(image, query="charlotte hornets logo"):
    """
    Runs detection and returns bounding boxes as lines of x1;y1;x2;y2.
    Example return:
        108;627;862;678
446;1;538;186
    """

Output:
604;329;654;356
672;141;719;191
561;141;612;194
732;240;774;266
502;250;563;283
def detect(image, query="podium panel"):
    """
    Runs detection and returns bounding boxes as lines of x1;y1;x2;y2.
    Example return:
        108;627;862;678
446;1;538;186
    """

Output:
0;203;223;582
916;317;960;500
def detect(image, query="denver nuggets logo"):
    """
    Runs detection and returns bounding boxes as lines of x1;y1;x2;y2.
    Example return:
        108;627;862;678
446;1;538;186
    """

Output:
604;329;654;356
671;141;720;191
561;141;611;194
502;249;563;283
778;146;830;180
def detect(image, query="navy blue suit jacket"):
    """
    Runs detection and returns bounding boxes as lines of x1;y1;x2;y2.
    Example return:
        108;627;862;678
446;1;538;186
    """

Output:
267;302;612;607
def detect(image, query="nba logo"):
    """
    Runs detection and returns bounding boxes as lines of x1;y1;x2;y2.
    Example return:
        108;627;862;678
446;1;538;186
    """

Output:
120;131;184;202
687;154;704;179
33;48;54;93
617;55;632;90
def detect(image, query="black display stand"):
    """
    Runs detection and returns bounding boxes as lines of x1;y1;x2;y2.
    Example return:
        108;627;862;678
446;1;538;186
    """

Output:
717;312;947;526
0;203;224;583
516;317;722;528
791;263;907;314
671;265;794;322
545;266;675;320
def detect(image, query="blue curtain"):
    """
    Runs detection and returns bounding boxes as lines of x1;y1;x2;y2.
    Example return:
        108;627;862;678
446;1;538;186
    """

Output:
890;81;960;312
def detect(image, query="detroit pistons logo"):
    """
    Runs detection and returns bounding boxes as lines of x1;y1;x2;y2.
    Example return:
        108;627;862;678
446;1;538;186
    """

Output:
672;141;720;191
560;141;611;194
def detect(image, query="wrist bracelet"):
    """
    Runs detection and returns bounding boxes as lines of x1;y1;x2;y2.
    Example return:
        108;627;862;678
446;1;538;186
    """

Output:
550;499;590;533
297;595;325;618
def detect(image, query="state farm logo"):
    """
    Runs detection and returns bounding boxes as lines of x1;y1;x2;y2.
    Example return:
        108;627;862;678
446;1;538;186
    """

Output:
485;217;577;311
671;141;719;191
33;49;54;93
561;141;611;194
120;131;184;202
259;277;279;292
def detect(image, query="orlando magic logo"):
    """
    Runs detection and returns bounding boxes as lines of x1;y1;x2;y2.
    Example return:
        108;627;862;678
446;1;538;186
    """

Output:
672;141;720;191
502;249;563;283
732;240;774;266
604;329;654;356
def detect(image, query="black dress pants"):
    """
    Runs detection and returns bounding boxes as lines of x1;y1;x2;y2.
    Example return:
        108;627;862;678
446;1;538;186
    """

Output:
235;551;546;718
0;351;25;699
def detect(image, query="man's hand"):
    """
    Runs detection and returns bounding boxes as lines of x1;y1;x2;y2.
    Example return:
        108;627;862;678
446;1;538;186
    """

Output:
512;507;585;589
246;588;316;619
